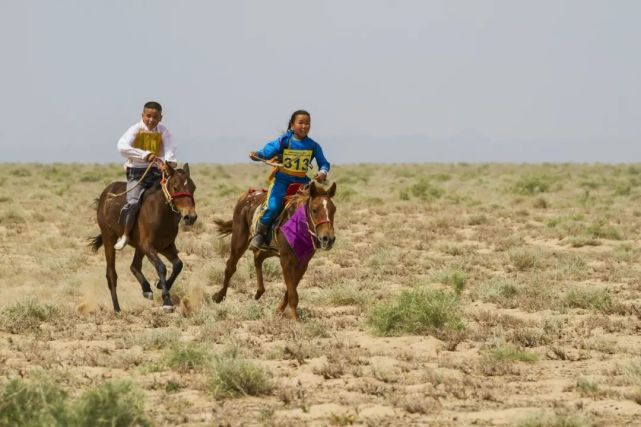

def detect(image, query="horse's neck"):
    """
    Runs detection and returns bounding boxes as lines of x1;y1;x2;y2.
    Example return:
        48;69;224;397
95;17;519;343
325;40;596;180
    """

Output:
278;197;308;226
145;187;178;221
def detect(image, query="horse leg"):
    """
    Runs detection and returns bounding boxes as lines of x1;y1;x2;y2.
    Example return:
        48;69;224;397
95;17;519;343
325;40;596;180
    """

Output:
278;257;300;320
130;248;153;300
277;290;288;314
279;257;309;321
103;242;120;312
145;248;173;313
158;244;182;292
253;251;270;300
213;225;249;303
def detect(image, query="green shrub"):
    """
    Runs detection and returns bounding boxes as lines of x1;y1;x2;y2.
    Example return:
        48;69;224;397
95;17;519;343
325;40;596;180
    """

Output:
0;378;149;427
409;178;443;200
73;381;149;427
0;377;69;427
513;174;557;195
367;288;464;338
165;343;211;373
564;289;612;312
585;222;622;240
575;377;602;398
473;278;519;307
485;341;538;363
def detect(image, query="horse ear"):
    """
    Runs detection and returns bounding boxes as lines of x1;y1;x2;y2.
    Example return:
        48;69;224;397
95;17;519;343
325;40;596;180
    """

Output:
309;181;319;198
327;182;336;198
165;161;175;176
183;163;190;178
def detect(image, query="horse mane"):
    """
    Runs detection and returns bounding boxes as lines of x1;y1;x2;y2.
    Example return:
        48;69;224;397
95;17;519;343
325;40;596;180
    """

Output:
286;183;336;212
289;187;310;208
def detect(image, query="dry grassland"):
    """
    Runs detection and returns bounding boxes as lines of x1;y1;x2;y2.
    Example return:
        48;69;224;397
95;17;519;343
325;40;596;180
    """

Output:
2;163;641;426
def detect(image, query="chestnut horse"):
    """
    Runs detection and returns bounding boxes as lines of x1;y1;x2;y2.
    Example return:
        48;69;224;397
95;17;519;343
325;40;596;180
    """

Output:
213;181;336;320
90;163;197;312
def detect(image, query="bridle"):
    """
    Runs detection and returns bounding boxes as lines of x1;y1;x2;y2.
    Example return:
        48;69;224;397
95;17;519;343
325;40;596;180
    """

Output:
305;196;333;247
160;168;195;213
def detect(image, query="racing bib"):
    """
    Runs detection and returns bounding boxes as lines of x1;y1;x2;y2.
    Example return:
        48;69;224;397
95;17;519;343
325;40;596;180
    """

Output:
133;131;163;156
282;149;312;175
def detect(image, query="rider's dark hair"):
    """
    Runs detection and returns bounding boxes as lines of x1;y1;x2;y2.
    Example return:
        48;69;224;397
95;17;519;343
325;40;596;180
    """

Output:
288;110;310;130
144;101;163;112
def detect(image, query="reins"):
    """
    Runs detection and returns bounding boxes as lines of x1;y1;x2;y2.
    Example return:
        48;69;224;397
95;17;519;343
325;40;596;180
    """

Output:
107;160;194;213
107;160;162;199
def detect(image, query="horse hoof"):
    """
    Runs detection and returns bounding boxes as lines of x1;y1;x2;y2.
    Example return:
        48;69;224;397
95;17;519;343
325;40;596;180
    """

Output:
254;290;264;300
143;291;153;300
162;305;175;313
212;293;224;304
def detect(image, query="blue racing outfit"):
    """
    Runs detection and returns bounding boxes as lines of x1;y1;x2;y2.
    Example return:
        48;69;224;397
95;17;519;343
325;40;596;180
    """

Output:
254;131;330;226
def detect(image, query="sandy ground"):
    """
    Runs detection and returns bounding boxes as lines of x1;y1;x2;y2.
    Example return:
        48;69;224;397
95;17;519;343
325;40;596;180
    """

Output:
2;163;641;426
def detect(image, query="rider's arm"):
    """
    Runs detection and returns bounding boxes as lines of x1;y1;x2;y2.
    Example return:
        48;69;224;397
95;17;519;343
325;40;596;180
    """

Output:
313;142;330;176
254;137;282;160
117;123;150;160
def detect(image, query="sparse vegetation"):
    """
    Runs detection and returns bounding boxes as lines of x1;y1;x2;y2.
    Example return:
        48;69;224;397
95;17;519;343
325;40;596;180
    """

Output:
2;163;641;425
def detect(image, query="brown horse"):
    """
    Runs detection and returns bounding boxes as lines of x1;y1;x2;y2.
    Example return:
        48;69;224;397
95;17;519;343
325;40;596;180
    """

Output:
90;163;197;312
213;181;336;320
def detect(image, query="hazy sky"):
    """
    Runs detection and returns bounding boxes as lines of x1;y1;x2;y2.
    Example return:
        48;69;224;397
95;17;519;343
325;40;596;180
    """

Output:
1;0;639;163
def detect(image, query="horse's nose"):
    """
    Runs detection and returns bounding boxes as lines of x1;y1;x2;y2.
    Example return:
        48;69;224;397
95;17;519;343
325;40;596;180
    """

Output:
184;214;197;225
321;235;335;249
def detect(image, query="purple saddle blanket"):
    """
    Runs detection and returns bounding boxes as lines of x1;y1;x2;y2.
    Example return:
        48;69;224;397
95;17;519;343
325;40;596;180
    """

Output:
280;205;315;265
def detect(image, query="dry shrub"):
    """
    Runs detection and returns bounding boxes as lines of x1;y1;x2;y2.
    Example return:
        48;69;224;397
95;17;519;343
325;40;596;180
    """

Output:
208;352;272;398
397;393;441;414
0;299;63;334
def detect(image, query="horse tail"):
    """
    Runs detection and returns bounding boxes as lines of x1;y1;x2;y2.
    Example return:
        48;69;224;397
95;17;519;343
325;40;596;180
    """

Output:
213;218;233;237
89;235;103;252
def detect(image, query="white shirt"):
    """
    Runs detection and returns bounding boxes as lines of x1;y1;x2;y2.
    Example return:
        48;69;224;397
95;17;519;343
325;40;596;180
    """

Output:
117;120;177;169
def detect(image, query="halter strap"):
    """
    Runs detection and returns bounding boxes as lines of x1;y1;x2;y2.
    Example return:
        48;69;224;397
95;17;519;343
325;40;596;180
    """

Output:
160;169;195;212
305;197;332;247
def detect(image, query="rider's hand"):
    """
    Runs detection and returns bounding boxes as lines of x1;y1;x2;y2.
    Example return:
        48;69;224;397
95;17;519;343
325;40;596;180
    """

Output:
314;171;327;182
146;153;157;162
249;152;260;161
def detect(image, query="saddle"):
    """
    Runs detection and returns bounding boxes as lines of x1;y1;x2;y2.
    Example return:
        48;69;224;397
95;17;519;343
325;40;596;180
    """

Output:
250;183;306;249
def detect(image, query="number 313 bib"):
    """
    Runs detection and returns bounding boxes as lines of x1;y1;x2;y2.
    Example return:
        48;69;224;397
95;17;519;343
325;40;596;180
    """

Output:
282;149;312;174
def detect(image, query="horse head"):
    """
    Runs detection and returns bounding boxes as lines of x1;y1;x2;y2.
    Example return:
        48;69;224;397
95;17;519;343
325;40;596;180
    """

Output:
308;181;336;250
163;162;198;225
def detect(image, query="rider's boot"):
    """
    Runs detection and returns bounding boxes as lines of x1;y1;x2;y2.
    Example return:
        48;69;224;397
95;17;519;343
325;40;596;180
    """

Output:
114;206;136;250
250;222;270;250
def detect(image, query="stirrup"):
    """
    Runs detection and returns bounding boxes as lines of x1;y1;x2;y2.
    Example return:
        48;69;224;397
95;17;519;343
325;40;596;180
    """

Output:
250;235;266;250
114;235;129;250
